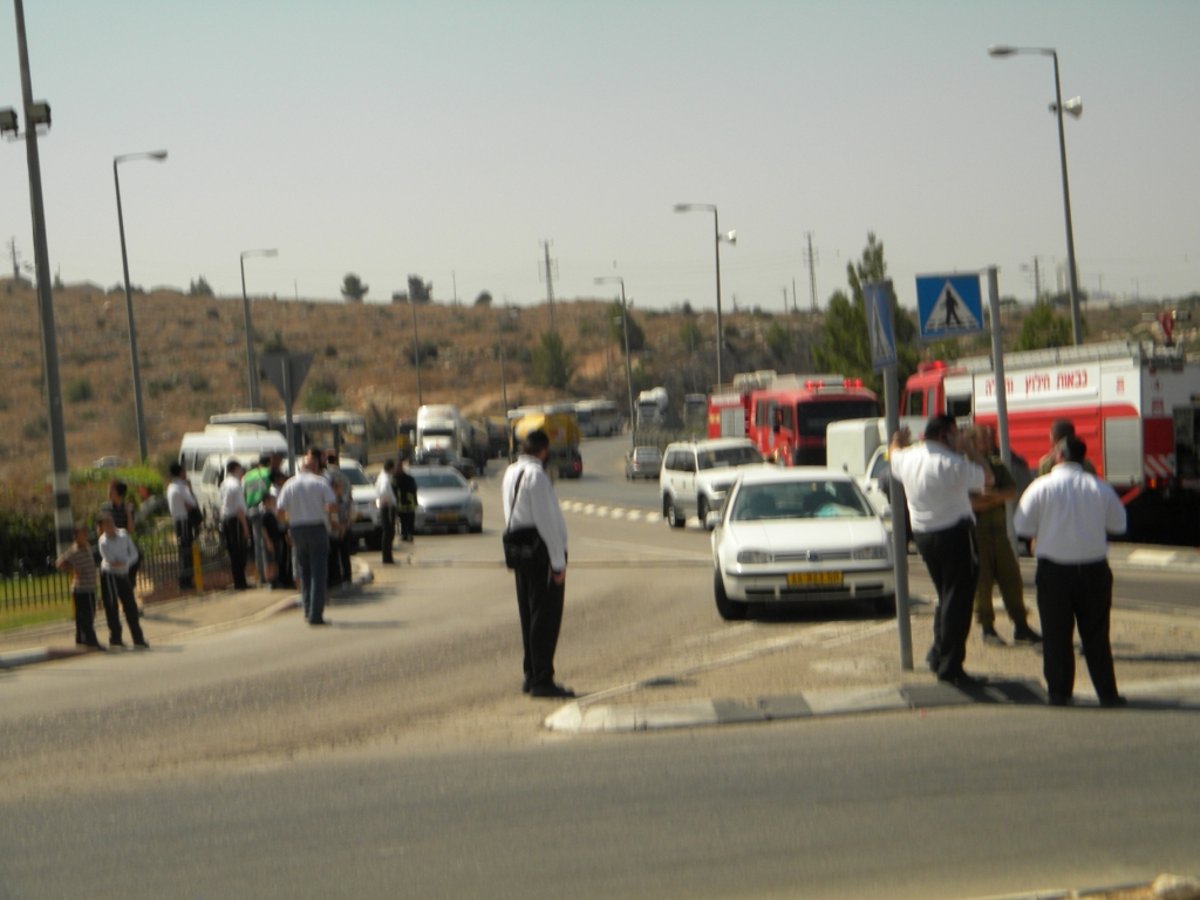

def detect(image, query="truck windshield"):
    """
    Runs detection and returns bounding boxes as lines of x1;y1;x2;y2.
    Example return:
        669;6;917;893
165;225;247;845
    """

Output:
797;400;880;438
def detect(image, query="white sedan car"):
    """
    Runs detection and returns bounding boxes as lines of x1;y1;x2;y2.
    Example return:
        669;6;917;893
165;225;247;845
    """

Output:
709;467;895;621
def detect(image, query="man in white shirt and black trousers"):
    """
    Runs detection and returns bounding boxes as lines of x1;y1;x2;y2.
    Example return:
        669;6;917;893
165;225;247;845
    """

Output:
502;429;573;699
889;414;994;687
1015;435;1127;707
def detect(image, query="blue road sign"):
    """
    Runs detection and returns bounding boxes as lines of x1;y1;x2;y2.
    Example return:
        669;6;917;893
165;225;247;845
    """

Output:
864;282;896;370
916;273;983;340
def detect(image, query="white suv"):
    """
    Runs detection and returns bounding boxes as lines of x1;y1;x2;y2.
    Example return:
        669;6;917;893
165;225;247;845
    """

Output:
660;438;766;529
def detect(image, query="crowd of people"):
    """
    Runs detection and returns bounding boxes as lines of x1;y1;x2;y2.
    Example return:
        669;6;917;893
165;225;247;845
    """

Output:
57;447;426;649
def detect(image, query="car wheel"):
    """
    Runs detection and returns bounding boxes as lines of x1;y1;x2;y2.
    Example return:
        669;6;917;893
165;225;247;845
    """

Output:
469;521;483;534
714;571;748;621
664;495;685;529
874;594;897;616
697;496;710;529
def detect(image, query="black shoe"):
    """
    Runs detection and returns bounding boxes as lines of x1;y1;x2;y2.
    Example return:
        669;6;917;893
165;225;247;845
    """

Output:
939;672;988;688
980;626;1006;647
133;640;150;650
1013;626;1043;645
85;642;105;652
109;640;126;649
529;682;576;699
308;618;329;626
1047;694;1072;707
521;679;532;694
1099;694;1127;708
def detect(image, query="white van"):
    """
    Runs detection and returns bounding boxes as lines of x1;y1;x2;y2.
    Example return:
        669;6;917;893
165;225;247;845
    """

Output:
178;425;288;518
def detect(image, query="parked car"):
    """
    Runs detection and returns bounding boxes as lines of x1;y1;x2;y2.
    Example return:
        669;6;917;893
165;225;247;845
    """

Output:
410;465;484;534
334;459;383;550
709;467;895;621
625;445;662;480
660;437;767;529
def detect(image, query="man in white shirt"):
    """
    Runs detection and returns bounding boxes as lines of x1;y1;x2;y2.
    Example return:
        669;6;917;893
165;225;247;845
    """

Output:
375;459;397;565
219;460;251;590
166;462;199;589
889;415;993;686
501;429;572;698
277;448;338;625
97;510;147;648
1014;436;1127;707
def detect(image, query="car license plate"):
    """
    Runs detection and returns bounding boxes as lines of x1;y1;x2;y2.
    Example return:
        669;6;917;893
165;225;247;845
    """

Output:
436;512;459;523
787;571;843;587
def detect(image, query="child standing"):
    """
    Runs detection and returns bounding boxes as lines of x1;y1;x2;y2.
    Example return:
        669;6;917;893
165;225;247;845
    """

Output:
55;523;103;650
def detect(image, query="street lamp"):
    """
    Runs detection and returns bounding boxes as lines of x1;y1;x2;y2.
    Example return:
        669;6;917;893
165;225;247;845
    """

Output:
114;149;168;462
989;44;1084;346
594;276;636;445
11;0;74;552
674;203;737;387
497;306;519;414
240;247;278;408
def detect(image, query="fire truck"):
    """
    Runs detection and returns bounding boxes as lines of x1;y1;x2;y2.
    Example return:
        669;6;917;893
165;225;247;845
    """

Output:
901;340;1200;542
707;371;881;466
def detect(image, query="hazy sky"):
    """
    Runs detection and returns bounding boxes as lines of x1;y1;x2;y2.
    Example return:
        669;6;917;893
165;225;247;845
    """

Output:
1;0;1196;314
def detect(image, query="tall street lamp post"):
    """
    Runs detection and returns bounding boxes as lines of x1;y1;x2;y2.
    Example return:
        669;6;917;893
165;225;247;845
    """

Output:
594;276;636;445
11;0;74;552
674;203;737;387
240;248;278;408
989;44;1083;346
114;149;168;461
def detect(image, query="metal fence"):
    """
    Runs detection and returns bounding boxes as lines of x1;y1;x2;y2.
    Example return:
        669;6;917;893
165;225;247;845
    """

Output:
0;535;229;616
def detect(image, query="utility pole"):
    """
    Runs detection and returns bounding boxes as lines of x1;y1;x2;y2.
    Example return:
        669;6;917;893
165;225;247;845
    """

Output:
781;286;789;313
1032;256;1041;302
540;239;557;331
804;231;819;312
791;277;798;313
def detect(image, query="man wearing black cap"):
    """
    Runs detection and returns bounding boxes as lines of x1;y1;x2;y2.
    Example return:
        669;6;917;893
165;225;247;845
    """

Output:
889;415;993;686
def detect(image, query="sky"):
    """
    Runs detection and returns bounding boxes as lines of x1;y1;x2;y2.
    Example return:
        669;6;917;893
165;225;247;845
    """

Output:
1;0;1197;316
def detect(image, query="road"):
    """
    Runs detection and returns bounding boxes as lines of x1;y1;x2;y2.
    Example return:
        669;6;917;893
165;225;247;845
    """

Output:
0;434;1197;898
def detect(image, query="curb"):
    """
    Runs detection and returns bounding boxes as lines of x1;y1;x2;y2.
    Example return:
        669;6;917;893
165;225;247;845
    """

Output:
543;675;1200;734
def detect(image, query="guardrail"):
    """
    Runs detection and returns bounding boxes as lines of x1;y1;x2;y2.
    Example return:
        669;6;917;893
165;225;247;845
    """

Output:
1;534;230;616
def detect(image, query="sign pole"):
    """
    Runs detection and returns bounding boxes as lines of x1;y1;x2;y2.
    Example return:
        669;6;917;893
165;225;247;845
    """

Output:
865;281;912;670
986;266;1017;549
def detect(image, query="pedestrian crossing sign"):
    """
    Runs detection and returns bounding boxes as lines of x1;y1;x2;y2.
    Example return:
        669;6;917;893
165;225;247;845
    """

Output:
864;282;897;370
916;273;983;340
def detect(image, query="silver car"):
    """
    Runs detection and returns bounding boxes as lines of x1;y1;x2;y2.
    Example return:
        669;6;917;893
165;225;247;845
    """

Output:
410;465;484;534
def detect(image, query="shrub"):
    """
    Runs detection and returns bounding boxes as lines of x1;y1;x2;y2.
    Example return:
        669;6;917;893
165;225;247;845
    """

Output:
65;377;94;403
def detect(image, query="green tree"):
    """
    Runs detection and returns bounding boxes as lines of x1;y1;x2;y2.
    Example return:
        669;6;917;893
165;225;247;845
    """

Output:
813;232;919;392
607;302;645;352
304;375;341;412
1015;299;1072;350
341;273;369;303
530;330;574;389
407;274;432;304
474;290;493;307
188;275;214;297
679;319;702;354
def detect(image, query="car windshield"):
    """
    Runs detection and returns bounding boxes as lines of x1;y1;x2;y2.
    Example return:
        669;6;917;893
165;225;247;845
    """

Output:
731;480;873;521
414;471;466;489
699;445;763;470
338;466;370;486
634;449;660;460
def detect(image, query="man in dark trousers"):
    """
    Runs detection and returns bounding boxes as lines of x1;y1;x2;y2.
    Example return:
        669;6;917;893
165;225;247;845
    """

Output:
375;459;397;564
501;429;573;699
1015;436;1127;707
889;415;993;686
393;456;418;543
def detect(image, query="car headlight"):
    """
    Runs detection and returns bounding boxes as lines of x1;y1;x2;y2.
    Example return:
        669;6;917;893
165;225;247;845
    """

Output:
852;545;889;561
736;549;773;564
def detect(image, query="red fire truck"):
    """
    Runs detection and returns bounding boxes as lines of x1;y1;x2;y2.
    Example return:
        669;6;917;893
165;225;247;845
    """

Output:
708;371;881;466
901;340;1200;542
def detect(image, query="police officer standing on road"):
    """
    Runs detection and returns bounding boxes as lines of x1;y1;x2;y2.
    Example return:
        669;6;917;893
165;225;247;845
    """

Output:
502;429;573;699
1015;435;1127;707
889;415;993;686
